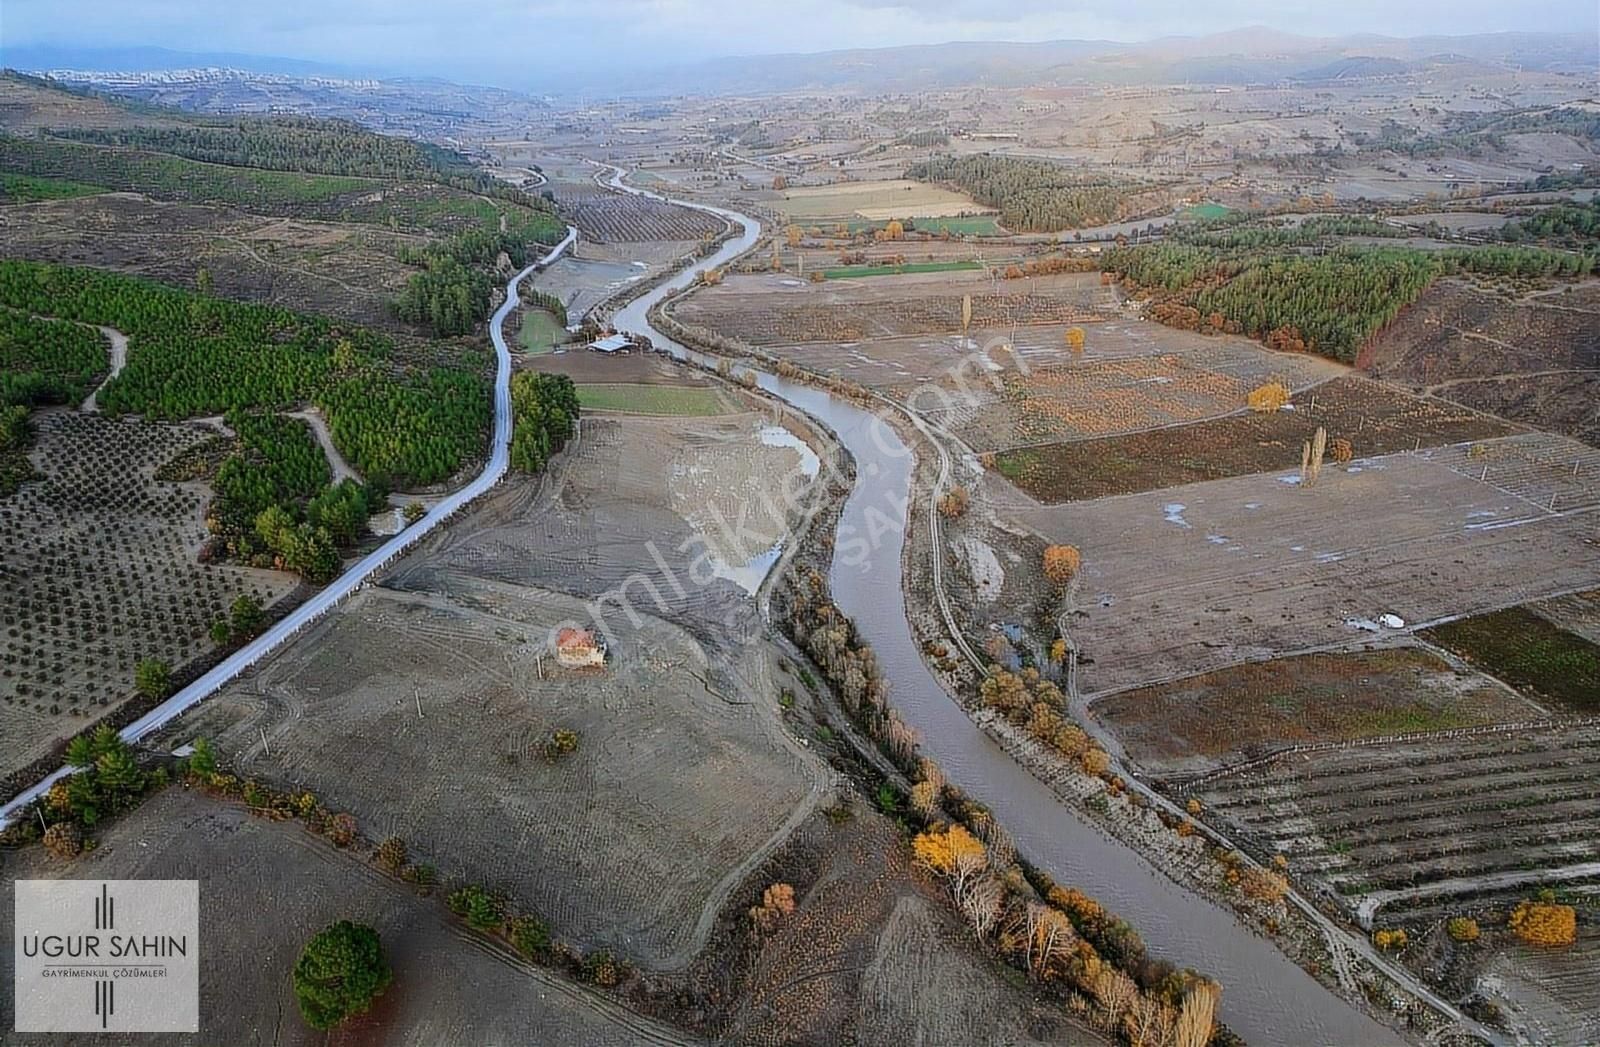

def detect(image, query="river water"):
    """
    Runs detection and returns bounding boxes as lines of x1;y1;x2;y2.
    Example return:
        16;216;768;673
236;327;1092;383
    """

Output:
611;174;1399;1046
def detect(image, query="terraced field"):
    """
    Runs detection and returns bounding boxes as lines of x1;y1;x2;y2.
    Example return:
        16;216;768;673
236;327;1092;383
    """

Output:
1191;724;1600;927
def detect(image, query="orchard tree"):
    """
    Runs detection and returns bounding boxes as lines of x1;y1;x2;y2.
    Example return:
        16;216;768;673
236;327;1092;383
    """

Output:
292;921;392;1031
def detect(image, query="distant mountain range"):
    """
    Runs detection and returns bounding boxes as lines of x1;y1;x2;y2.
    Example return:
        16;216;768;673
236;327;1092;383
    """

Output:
631;29;1599;95
5;28;1597;101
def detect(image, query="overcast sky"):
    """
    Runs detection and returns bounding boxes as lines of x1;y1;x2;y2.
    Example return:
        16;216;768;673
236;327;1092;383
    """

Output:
3;0;1596;87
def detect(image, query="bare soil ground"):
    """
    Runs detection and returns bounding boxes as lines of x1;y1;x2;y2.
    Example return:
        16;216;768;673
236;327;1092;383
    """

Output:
0;411;295;781
1007;432;1600;694
992;375;1517;503
673;270;1120;348
0;787;697;1047
1192;724;1600;925
170;583;823;969
1094;647;1536;777
1477;929;1600;1047
1363;279;1600;447
691;796;1104;1047
0;193;431;332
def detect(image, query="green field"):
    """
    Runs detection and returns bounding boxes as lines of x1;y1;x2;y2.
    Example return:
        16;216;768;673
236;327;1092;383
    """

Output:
0;173;107;203
1423;607;1600;713
1178;202;1231;221
576;382;732;416
517;309;568;355
822;260;985;280
914;215;1002;235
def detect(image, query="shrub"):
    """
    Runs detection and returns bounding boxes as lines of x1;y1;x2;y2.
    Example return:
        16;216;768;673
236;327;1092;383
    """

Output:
375;836;407;874
43;821;84;860
326;813;358;847
749;882;797;933
1373;928;1408;951
1447;917;1480;943
1246;382;1290;413
545;728;579;758
1509;900;1576;947
292;921;392;1031
447;884;506;930
403;501;426;525
1042;544;1082;585
188;737;217;776
937;485;970;519
507;914;551;958
581;950;621;987
134;657;172;700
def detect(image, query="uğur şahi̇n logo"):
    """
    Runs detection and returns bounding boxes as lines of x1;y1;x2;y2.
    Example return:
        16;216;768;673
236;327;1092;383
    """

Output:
13;879;199;1033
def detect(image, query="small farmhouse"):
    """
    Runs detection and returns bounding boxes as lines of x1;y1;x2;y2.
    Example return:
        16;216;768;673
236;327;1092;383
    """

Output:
589;333;634;354
555;627;606;668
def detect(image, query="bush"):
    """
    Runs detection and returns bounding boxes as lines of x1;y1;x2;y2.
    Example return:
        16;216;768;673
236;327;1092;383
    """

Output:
292;921;392;1031
42;821;84;860
507;914;551;959
375;836;407;874
1509;900;1576;947
1373;928;1408;951
1042;544;1081;585
326;813;358;847
1447;917;1480;943
749;882;797;933
1246;382;1290;413
545;728;579;758
447;884;506;930
134;657;172;700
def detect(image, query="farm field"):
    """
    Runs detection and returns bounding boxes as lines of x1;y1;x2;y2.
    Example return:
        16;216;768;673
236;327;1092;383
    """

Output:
821;259;984;279
1479;930;1600;1047
769;178;989;221
577;382;736;416
923;349;1342;452
517;307;568;354
1423;606;1600;714
550;179;726;243
0;787;697;1046
0;411;296;784
1362;278;1600;446
672;269;1120;350
1008;432;1600;694
1189;723;1600;926
0;192;431;331
171;582;823;968
1093;648;1536;778
992;375;1516;503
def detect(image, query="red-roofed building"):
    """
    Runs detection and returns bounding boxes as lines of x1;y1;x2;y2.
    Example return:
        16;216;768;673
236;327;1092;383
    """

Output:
555;627;606;668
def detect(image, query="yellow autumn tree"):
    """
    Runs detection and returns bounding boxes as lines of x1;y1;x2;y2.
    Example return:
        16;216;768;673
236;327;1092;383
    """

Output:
785;224;803;247
884;220;905;240
912;824;988;892
1065;326;1086;353
1042;544;1082;584
1510;900;1576;946
1246;382;1290;413
910;780;939;817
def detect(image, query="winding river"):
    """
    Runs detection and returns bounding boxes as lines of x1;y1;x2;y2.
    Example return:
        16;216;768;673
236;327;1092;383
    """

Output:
608;167;1401;1046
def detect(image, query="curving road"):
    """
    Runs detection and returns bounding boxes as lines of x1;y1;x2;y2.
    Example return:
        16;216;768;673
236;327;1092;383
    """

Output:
0;225;579;829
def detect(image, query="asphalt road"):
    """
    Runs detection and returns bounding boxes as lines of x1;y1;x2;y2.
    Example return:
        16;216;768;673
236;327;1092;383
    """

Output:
0;225;578;828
